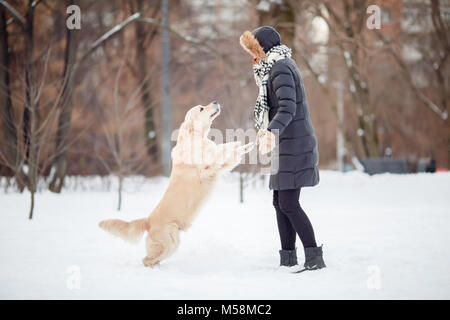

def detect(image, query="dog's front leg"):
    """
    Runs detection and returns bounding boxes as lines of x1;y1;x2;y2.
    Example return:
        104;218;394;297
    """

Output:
215;141;241;162
197;141;231;179
217;142;254;173
215;141;240;169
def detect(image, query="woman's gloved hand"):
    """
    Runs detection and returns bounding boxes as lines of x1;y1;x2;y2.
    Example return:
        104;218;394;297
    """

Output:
257;130;276;155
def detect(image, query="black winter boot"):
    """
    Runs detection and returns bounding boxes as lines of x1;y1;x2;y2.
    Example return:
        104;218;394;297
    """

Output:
304;245;326;270
279;249;298;267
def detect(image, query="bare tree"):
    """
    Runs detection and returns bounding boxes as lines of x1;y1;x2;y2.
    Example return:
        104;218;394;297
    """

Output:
48;0;79;193
0;0;90;218
46;0;218;190
371;0;449;166
96;55;158;211
131;0;160;156
47;3;157;192
0;4;23;184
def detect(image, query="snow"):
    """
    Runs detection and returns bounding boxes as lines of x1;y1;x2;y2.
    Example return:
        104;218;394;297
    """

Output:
0;171;449;299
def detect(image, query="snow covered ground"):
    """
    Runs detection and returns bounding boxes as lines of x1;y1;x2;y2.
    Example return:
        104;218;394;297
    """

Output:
0;171;449;299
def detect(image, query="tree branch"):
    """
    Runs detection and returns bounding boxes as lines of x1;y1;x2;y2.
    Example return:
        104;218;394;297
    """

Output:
0;0;25;25
374;30;448;120
137;17;229;63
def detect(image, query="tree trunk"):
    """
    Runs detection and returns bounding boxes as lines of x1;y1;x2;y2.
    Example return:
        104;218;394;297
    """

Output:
160;0;172;176
135;0;157;156
239;172;244;203
430;0;450;168
0;7;22;183
28;189;35;220
354;89;380;158
117;175;123;211
256;0;297;51
23;1;35;165
24;0;39;218
49;0;78;193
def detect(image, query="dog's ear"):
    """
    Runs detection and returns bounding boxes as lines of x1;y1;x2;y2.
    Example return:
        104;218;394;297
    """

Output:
173;112;195;164
184;112;195;134
178;113;194;142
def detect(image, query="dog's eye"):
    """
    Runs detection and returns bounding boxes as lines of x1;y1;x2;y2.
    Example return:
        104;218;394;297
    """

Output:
200;107;204;112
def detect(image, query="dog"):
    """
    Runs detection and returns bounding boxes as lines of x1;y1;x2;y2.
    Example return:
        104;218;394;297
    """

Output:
99;101;254;267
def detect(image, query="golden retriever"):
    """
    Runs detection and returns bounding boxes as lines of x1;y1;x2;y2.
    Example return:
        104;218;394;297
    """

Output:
99;101;253;267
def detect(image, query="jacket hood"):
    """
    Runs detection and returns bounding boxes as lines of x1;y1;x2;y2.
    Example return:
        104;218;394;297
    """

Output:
239;26;281;60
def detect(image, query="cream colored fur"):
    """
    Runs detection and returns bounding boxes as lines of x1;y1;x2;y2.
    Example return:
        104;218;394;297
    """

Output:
99;102;253;267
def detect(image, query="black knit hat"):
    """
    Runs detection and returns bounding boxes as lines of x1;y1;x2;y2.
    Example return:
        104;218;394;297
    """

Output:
252;26;281;53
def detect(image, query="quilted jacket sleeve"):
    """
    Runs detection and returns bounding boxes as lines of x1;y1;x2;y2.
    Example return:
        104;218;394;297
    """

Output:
267;62;297;136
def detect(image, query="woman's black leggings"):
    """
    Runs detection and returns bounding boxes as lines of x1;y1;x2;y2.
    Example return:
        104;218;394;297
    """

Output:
273;189;317;249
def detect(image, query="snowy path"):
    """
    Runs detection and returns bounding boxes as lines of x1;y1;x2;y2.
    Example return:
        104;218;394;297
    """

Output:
0;171;449;299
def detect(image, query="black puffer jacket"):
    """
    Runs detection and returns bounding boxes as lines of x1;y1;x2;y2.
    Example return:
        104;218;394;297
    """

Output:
240;26;319;190
266;58;319;190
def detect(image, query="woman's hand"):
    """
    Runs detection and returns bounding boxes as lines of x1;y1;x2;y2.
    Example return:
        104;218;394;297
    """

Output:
257;130;276;155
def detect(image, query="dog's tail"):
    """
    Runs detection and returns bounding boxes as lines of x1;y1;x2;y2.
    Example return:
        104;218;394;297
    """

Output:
99;218;149;243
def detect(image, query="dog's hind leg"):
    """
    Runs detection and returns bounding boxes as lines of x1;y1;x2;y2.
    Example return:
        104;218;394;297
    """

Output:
142;223;180;267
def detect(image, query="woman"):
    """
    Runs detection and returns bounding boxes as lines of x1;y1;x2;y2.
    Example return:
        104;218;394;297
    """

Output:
240;26;326;271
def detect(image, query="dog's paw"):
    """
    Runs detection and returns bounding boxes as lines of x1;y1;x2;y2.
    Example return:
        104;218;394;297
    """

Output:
142;256;160;268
